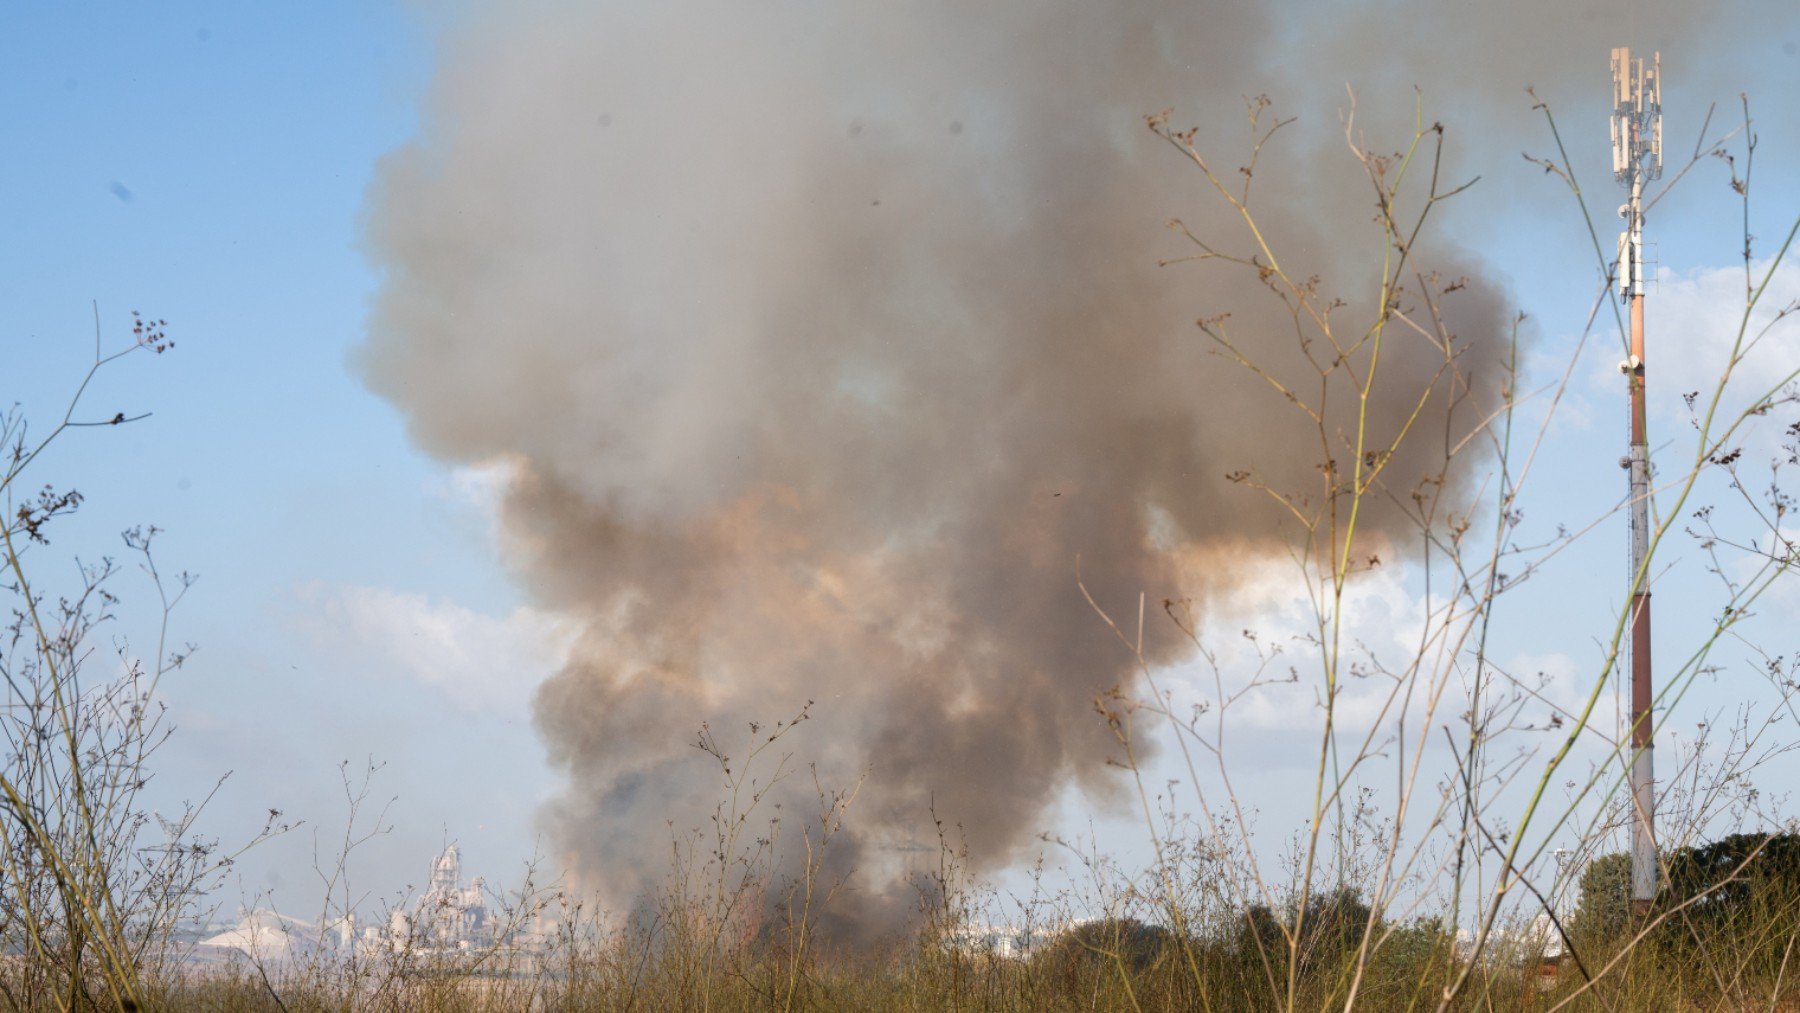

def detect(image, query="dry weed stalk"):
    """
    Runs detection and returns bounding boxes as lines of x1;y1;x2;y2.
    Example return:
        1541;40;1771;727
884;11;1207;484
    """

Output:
1054;91;1800;1011
0;311;283;1011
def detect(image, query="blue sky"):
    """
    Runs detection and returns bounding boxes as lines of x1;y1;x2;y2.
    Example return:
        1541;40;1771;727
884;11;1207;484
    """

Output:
1;2;554;907
5;1;1800;923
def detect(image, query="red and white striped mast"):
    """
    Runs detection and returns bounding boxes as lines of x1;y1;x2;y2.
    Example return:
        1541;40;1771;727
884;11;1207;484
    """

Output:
1611;46;1662;917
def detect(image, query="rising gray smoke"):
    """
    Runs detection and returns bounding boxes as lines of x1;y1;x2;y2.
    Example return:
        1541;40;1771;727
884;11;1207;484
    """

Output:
359;0;1767;938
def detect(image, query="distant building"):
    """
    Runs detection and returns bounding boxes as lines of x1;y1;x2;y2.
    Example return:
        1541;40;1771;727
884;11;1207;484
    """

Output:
197;909;339;968
1453;913;1568;966
193;843;503;971
387;843;492;952
945;919;1083;960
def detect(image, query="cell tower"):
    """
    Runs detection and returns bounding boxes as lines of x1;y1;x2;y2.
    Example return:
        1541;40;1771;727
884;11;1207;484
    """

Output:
1611;46;1661;917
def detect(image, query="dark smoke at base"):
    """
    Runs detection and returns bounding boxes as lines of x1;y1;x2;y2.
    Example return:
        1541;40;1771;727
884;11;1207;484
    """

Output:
359;0;1756;940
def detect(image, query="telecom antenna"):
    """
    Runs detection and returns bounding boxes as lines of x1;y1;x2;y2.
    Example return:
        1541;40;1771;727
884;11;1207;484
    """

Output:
1611;46;1661;917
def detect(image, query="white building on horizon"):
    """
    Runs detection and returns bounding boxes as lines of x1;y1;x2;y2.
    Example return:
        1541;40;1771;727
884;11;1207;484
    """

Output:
387;842;492;951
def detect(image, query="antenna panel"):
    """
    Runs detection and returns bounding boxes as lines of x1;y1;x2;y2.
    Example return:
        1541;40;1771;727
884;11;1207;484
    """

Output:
1611;47;1631;111
1609;47;1663;182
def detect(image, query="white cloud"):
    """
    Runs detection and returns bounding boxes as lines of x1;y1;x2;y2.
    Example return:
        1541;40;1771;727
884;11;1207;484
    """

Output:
420;457;528;550
1499;649;1612;736
1149;551;1641;780
1556;259;1800;451
296;583;579;717
442;458;518;517
1157;554;1437;745
1648;258;1800;420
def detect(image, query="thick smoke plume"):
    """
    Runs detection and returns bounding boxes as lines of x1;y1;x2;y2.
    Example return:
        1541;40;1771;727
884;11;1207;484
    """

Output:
360;0;1757;936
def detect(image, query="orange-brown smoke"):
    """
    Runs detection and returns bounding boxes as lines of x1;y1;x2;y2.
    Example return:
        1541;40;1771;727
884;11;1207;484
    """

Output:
359;0;1757;939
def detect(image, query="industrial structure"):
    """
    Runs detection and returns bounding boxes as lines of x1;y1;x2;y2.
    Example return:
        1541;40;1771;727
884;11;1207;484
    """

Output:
197;843;502;971
386;842;493;951
1611;46;1662;916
